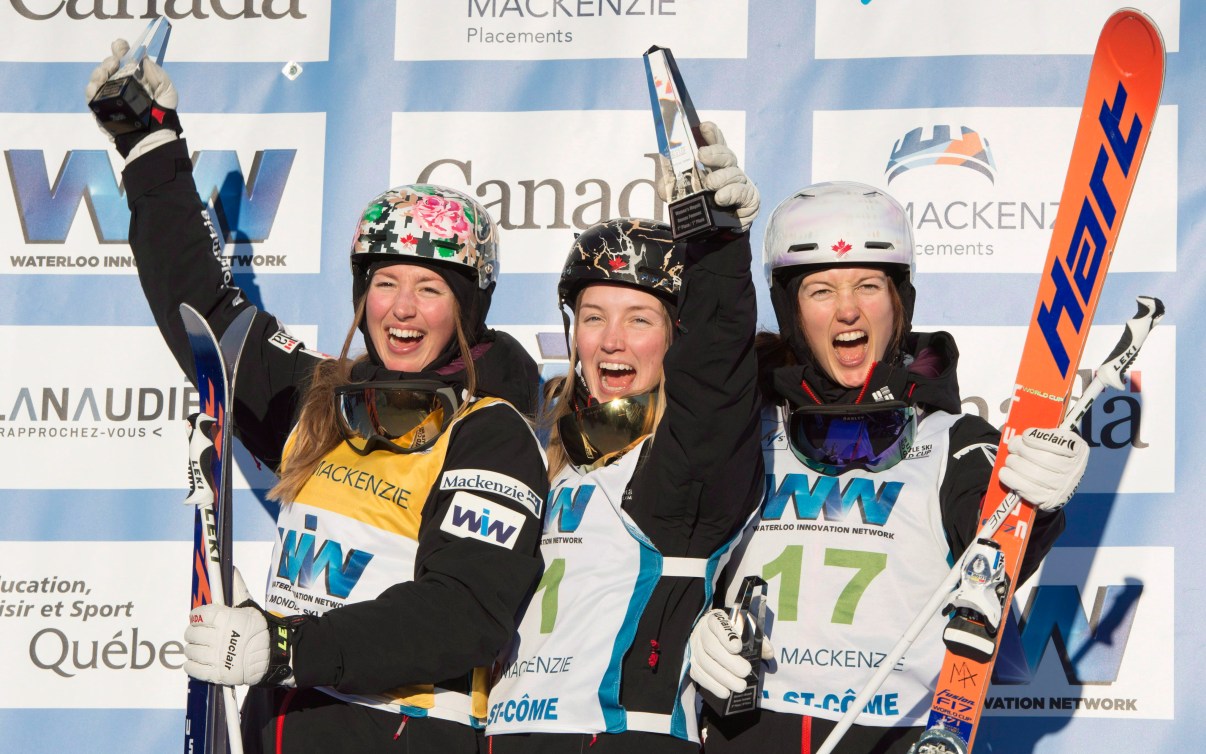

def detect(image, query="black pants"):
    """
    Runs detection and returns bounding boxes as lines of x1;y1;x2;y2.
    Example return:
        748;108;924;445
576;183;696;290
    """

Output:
488;731;699;754
702;707;921;754
242;687;483;754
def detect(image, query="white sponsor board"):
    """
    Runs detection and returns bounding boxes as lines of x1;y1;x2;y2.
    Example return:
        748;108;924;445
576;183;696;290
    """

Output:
0;113;326;275
812;106;1177;275
391;109;745;274
0;324;316;490
0;540;271;708
985;546;1173;719
931;324;1173;494
394;0;747;61
815;0;1179;59
2;0;331;62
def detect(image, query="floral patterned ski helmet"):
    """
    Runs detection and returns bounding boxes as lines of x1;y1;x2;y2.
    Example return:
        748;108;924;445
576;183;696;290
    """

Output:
350;185;498;305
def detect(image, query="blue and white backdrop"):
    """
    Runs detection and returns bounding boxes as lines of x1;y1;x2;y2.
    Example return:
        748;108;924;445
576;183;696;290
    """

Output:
0;1;1199;751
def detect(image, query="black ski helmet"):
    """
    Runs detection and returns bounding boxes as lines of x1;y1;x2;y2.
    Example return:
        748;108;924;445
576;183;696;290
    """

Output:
557;218;682;313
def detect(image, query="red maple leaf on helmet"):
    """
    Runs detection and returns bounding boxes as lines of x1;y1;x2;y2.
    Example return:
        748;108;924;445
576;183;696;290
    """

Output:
401;234;418;245
608;257;627;270
832;239;853;256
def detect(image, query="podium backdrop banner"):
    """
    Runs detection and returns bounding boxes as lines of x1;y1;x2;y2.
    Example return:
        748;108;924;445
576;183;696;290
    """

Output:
0;2;1198;751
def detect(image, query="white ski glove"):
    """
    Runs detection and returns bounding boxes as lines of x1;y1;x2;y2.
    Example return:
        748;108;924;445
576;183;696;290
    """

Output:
688;608;774;699
184;568;297;687
654;121;760;231
999;427;1089;512
85;38;180;163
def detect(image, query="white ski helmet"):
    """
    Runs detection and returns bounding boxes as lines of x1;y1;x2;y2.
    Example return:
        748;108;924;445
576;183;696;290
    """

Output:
764;181;917;360
764;181;914;285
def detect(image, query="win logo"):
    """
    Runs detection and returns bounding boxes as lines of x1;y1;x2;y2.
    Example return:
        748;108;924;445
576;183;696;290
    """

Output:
545;484;595;534
762;474;902;526
885;125;996;185
994;582;1144;685
6;148;295;244
441;492;526;549
276;515;374;599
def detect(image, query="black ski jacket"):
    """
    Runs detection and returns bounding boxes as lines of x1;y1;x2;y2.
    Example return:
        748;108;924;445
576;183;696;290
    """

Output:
614;231;765;721
123;140;547;749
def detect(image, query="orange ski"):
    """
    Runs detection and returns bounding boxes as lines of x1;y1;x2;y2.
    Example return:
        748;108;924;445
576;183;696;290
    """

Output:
915;9;1165;753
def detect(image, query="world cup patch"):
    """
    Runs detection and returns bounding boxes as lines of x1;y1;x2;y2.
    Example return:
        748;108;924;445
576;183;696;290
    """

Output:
269;329;302;353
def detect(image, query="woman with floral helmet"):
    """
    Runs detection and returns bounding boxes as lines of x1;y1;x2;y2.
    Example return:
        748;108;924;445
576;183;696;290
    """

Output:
688;181;1089;753
486;122;764;754
86;42;547;753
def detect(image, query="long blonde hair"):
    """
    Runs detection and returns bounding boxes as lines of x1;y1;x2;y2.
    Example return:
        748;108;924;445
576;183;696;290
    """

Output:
269;294;478;503
540;290;673;480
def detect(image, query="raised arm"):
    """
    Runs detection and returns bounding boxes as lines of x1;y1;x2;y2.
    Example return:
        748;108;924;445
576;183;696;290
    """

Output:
627;122;764;557
88;40;323;468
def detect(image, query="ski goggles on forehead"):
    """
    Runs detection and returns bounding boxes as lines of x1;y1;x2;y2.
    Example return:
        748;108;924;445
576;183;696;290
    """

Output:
785;401;915;475
334;380;460;456
558;392;654;470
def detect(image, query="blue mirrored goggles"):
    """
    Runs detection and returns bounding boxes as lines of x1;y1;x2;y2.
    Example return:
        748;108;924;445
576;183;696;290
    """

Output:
334;380;460;455
785;401;916;475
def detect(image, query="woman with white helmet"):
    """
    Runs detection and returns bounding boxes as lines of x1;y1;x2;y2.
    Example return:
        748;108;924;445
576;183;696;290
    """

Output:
689;182;1088;753
86;42;547;753
486;124;764;754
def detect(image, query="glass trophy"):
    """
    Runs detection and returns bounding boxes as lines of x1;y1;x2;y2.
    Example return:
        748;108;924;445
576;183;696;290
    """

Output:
643;45;743;241
88;16;172;137
702;575;768;716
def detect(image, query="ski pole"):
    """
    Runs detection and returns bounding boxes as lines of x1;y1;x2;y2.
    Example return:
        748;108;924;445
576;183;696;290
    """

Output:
815;295;1164;754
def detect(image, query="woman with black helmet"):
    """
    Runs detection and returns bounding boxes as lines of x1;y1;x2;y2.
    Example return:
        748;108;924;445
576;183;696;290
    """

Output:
86;44;547;753
689;182;1090;753
485;124;764;754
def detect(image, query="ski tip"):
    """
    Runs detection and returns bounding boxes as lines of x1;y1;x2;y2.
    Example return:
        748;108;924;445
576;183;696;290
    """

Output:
1103;8;1166;79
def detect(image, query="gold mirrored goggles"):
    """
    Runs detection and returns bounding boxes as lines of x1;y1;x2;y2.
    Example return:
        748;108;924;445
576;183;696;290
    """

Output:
558;392;655;469
334;380;460;455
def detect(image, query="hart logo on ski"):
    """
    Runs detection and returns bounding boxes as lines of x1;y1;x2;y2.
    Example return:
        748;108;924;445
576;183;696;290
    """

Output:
1037;81;1144;379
